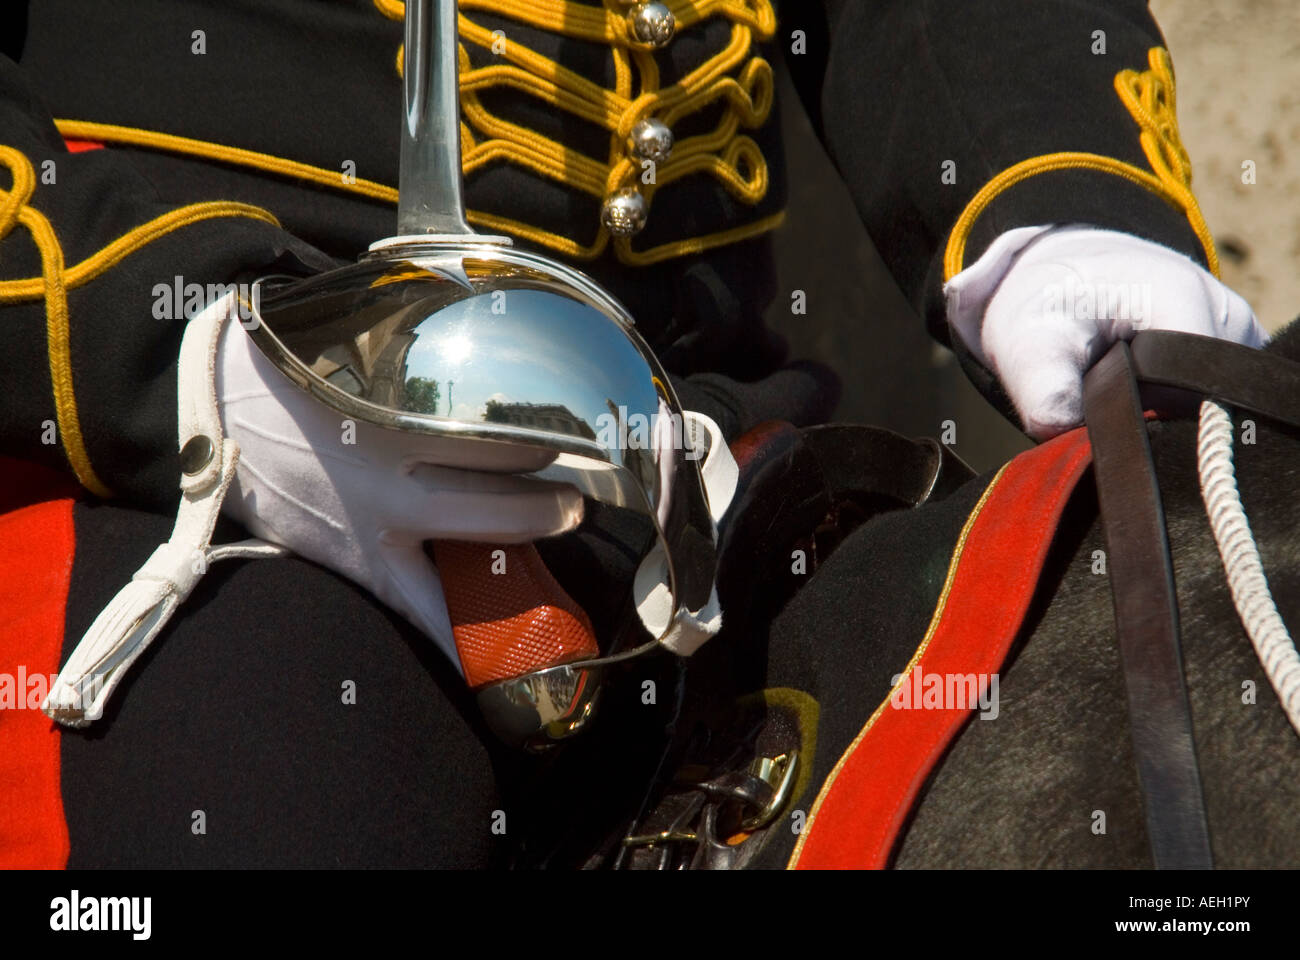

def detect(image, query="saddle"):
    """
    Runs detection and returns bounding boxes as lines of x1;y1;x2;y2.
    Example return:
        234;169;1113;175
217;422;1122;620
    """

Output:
612;420;976;869
496;419;975;869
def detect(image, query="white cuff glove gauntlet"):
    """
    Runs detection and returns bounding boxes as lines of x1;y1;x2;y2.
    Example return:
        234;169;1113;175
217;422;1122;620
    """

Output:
44;293;585;722
946;225;1267;439
214;312;586;665
45;291;738;726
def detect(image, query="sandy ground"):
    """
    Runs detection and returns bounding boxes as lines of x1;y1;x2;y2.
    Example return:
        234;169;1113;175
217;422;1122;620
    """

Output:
1152;0;1300;333
764;0;1300;471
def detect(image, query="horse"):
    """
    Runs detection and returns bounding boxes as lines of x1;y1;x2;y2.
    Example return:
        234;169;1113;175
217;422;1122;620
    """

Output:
518;322;1300;870
891;325;1300;868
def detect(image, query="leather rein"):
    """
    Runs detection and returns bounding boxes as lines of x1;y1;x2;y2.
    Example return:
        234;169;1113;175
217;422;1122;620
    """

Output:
1082;330;1300;869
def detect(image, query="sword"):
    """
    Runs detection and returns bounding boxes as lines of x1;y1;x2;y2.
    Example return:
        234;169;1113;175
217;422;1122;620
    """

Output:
42;0;726;749
244;0;724;751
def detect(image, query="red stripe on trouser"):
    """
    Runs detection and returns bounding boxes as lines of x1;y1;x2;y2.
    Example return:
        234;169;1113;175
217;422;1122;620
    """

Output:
793;426;1094;869
0;462;77;868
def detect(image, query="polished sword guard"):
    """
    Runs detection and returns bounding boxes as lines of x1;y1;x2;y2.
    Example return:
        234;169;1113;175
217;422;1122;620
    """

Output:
246;238;718;747
243;0;718;748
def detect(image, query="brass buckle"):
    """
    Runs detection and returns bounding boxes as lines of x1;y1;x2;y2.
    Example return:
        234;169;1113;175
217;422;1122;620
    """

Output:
622;829;701;847
621;750;799;852
740;750;798;831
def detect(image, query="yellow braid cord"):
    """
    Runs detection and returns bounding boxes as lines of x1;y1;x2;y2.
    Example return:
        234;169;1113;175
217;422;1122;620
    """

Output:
376;0;782;263
616;209;785;266
943;47;1219;282
55;4;781;268
0;144;280;497
377;0;775;44
1112;46;1216;271
0;144;107;496
55;119;400;206
53;118;609;259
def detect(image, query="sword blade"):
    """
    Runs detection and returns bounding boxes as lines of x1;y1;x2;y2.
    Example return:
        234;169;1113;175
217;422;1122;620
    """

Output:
398;0;473;235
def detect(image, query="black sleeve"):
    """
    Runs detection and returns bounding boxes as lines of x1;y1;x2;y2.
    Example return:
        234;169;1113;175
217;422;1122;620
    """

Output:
785;0;1209;413
0;3;28;61
0;53;333;509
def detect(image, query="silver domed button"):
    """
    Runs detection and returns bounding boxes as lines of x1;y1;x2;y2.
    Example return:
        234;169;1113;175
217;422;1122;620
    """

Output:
630;118;674;163
601;188;648;237
628;2;675;49
180;435;214;475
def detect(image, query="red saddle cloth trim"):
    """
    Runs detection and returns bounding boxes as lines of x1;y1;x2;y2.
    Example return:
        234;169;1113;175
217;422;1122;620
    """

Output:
791;427;1095;869
0;460;79;869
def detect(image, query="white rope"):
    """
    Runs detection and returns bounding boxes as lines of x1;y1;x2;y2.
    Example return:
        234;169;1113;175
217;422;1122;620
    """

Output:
1197;399;1300;736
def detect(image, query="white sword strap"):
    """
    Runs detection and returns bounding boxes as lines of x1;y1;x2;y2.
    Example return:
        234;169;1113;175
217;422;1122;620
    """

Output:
43;295;287;727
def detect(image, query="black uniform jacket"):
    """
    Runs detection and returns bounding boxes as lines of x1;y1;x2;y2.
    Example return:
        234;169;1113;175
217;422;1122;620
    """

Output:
0;0;1214;866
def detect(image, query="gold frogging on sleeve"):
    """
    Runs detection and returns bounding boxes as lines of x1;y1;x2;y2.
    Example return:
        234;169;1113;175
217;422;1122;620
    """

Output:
0;144;280;498
943;47;1219;282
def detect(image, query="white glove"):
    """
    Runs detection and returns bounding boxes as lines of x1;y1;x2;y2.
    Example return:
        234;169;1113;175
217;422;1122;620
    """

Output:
215;318;585;666
945;225;1268;439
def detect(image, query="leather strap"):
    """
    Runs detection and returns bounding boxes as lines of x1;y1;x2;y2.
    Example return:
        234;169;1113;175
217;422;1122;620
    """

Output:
44;294;288;727
1131;330;1300;429
1083;341;1213;869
